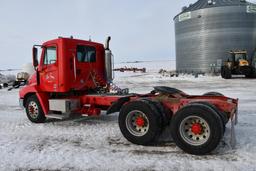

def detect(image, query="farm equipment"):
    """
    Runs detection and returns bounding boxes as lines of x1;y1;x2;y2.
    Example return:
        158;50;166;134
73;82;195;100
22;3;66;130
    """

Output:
114;67;146;73
221;50;256;79
19;37;238;155
12;72;30;88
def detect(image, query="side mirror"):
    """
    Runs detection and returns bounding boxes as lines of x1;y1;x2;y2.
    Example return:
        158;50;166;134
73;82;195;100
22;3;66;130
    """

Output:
32;47;39;68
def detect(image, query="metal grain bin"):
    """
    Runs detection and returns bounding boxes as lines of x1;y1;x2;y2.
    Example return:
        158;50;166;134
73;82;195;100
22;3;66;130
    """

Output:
174;0;256;74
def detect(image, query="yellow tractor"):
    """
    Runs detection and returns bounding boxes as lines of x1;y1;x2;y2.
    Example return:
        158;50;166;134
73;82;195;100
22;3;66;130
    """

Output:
221;50;256;79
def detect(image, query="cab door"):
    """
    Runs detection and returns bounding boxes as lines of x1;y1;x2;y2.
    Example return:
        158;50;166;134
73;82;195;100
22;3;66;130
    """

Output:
39;45;59;92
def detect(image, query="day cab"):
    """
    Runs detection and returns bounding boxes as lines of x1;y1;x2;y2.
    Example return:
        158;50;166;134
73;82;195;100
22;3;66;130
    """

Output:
19;37;238;155
19;36;116;121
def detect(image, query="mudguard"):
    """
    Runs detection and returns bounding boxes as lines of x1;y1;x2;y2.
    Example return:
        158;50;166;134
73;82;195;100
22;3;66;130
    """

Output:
106;96;130;115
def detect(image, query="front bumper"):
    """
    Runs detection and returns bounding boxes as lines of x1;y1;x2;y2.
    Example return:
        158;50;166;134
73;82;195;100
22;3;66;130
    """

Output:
19;98;24;109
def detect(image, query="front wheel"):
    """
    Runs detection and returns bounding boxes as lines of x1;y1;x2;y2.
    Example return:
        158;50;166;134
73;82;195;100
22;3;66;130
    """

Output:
25;95;46;123
171;103;224;155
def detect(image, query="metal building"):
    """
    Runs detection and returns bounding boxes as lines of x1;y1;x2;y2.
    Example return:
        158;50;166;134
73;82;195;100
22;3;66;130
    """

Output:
174;0;256;74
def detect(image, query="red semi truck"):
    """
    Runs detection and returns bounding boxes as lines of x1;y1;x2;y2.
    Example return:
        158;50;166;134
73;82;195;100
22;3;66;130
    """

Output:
19;37;238;155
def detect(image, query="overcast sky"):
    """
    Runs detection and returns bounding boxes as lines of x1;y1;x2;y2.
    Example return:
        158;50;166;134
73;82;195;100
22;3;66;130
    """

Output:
0;0;255;69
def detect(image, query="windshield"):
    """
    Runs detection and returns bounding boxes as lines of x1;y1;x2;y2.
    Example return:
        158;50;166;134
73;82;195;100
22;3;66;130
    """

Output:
234;53;246;61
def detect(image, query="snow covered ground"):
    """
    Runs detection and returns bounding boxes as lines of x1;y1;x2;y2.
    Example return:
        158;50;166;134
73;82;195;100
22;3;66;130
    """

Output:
0;61;256;171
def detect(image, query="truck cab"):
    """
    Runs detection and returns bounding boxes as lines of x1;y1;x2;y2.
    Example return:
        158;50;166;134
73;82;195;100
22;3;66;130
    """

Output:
19;37;113;121
31;37;109;93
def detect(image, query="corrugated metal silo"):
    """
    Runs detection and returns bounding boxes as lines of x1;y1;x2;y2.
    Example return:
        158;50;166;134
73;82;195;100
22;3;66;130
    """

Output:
174;0;256;73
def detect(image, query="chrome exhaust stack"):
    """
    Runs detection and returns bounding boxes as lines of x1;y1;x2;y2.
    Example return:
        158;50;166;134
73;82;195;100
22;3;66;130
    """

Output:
105;36;113;84
105;36;111;50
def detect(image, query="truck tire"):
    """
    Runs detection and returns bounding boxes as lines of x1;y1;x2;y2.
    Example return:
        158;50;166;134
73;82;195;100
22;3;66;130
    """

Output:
119;100;163;145
140;98;172;127
189;102;228;132
203;92;224;96
201;92;228;125
221;66;232;79
171;103;224;155
25;95;46;123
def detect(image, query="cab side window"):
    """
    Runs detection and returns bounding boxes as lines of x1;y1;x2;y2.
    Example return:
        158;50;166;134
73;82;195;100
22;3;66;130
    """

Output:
44;47;57;65
77;45;96;63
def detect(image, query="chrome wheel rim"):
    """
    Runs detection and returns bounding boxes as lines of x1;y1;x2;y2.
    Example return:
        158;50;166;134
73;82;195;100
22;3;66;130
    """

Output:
179;116;210;146
28;101;39;119
125;110;149;137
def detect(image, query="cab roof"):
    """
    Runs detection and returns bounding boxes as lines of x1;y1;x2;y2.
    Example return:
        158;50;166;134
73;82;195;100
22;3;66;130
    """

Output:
42;37;104;47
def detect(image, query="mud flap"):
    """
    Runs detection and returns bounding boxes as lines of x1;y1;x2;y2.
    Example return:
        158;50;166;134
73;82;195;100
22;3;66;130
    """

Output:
157;124;173;143
230;109;238;149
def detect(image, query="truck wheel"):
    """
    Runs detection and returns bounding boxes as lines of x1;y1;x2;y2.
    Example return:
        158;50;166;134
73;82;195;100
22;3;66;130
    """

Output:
199;94;229;125
189;102;228;132
203;92;224;96
141;98;172;127
119;100;162;145
25;95;46;123
171;103;224;155
221;66;232;79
